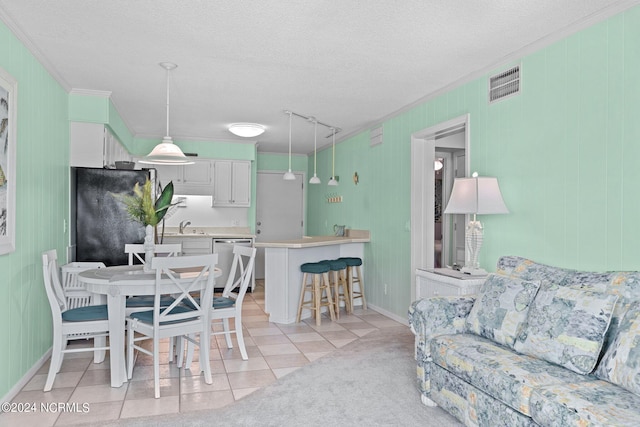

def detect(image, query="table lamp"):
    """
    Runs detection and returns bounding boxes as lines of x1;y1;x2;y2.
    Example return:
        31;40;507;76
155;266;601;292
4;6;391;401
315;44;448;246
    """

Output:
443;172;508;275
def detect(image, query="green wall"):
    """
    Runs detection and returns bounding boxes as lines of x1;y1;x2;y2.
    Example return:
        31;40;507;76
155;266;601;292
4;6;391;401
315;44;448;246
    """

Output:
307;6;640;319
0;21;69;398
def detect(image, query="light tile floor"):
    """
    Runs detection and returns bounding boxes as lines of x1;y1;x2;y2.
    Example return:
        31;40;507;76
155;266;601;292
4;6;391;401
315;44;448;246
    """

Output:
1;283;401;426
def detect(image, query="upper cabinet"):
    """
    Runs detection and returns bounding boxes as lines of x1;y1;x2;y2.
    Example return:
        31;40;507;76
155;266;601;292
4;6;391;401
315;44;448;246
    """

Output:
212;160;251;207
70;122;130;168
154;159;212;195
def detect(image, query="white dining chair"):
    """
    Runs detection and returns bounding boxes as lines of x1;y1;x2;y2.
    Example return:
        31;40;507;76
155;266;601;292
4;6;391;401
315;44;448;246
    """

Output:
184;245;256;366
124;243;182;265
42;250;111;392
60;261;106;310
124;243;183;315
126;253;217;398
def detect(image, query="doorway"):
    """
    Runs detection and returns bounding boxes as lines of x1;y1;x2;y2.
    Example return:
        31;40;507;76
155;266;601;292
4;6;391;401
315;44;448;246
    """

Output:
255;171;305;279
410;114;470;301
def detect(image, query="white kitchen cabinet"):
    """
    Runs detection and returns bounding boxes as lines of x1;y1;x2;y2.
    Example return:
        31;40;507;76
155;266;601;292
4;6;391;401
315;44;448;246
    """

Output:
70;122;130;168
162;236;212;254
213;160;251;207
415;268;485;300
154;159;212;195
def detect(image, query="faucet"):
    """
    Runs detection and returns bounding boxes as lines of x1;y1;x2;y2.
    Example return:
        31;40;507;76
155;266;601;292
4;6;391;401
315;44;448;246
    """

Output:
179;220;191;234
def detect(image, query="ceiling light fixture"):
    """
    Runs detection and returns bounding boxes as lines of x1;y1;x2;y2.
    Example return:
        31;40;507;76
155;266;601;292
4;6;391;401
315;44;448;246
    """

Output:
228;123;265;138
309;118;321;184
283;111;296;180
328;128;338;186
140;62;193;165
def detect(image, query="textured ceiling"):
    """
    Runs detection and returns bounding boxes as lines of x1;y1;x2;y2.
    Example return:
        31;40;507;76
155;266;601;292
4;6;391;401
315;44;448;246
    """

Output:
0;0;636;154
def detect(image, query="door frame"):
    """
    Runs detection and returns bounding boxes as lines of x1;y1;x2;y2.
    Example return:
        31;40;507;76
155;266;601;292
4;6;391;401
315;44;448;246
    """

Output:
410;114;470;302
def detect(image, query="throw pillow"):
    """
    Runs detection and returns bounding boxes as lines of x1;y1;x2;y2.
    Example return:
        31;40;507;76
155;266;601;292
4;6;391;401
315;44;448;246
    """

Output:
595;300;640;394
514;283;618;375
464;273;541;348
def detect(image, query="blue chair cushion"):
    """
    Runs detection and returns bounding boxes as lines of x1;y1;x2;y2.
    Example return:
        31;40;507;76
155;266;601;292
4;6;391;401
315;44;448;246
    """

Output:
320;260;347;271
213;297;236;308
126;295;176;308
62;305;109;322
301;262;330;274
130;305;198;325
339;257;362;267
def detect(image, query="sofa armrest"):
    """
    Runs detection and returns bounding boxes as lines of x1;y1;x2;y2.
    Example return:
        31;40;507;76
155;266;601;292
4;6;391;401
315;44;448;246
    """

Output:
408;296;476;396
409;295;476;342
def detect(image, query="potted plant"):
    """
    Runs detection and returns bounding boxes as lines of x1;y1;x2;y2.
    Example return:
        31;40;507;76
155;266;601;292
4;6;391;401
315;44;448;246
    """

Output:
113;178;174;270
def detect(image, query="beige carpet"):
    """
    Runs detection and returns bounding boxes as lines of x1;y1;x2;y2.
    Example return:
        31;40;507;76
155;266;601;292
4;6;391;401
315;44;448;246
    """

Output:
96;324;462;427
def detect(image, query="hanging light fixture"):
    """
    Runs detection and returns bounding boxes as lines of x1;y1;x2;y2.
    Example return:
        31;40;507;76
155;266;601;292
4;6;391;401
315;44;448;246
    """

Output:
309;118;321;184
140;62;193;165
283;111;296;180
434;159;443;171
328;128;338;186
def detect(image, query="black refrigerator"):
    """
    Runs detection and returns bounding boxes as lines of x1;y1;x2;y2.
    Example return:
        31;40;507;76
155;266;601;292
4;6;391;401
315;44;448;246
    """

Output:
71;167;155;266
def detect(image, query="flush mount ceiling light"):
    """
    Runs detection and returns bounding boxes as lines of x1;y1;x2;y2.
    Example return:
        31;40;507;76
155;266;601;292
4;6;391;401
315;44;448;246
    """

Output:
228;123;265;138
140;62;194;165
283;111;296;180
309;118;321;184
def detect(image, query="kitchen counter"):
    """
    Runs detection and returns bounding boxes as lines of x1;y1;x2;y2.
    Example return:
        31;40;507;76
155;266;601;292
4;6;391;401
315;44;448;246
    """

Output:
160;226;255;239
254;234;370;249
258;230;370;324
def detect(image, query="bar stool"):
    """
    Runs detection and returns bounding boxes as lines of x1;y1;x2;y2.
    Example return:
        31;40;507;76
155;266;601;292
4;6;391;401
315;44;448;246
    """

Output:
297;262;335;326
339;257;367;310
321;259;350;318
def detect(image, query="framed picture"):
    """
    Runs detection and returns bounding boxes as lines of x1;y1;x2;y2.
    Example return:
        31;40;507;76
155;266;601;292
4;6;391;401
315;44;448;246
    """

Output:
0;67;17;255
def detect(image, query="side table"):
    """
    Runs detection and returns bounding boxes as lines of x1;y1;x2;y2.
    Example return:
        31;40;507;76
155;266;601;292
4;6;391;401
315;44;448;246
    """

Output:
415;268;486;300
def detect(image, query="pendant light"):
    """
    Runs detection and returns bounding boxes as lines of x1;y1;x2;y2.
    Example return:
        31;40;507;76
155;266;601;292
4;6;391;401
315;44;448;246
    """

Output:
283;111;296;180
140;62;194;165
328;128;338;186
309;118;321;184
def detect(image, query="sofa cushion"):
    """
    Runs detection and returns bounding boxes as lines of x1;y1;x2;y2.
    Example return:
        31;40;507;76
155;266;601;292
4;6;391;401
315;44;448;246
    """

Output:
431;333;590;416
514;284;618;374
465;274;540;348
595;300;640;394
530;380;640;427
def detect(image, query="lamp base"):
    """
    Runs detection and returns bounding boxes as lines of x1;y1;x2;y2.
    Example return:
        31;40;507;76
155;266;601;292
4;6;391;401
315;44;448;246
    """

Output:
461;266;488;276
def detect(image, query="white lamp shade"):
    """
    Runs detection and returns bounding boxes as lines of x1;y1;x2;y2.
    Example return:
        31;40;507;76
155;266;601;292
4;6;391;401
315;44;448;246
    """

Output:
139;137;195;165
228;123;265;137
444;176;508;215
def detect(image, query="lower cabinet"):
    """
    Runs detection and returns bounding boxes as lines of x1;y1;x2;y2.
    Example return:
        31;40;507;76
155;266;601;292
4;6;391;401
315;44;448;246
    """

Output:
163;237;212;255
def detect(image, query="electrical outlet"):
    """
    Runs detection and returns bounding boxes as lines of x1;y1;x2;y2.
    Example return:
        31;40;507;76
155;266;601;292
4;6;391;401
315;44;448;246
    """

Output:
384;283;388;295
63;219;67;233
231;220;239;226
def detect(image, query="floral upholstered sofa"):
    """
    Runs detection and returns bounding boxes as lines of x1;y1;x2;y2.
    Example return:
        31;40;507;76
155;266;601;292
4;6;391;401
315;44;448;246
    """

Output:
408;256;640;426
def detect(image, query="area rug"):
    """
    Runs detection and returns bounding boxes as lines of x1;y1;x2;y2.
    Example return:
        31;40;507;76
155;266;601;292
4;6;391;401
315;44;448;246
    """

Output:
99;325;462;427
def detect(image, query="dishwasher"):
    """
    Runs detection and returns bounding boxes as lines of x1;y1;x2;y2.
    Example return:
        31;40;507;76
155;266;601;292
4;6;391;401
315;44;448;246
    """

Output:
213;238;254;292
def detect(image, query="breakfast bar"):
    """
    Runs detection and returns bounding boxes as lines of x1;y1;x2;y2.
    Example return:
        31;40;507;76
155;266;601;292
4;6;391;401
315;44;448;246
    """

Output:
254;230;370;324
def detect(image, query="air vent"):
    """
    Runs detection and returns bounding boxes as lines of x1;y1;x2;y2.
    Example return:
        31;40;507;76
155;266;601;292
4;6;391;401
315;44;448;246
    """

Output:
489;65;520;103
370;126;383;147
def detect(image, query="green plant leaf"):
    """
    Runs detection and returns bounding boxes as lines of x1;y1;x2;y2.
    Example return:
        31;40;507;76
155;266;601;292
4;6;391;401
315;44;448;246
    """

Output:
154;181;174;223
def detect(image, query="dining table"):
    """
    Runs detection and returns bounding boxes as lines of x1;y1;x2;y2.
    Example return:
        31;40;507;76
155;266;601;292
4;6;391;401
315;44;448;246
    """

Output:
78;264;221;388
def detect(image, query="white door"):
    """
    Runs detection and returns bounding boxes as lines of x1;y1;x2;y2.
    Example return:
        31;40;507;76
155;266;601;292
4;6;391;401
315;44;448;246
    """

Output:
255;171;304;278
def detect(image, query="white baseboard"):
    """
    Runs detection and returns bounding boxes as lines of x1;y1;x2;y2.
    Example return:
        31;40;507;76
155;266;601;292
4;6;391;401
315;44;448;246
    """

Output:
1;348;52;403
367;303;407;325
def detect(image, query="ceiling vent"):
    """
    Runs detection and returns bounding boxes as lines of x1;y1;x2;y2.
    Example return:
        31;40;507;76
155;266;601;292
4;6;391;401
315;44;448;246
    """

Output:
489;65;520;103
